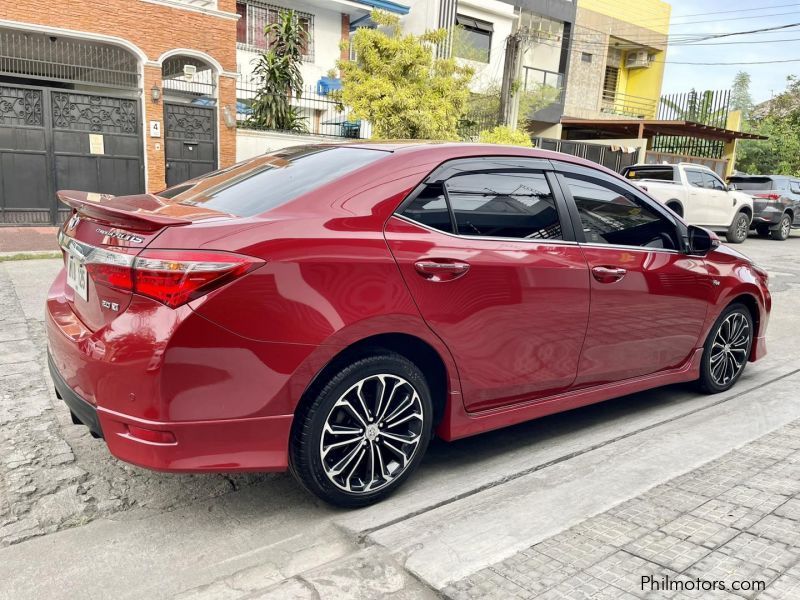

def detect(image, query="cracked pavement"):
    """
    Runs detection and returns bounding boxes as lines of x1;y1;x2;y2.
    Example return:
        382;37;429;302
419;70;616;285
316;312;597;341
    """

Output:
2;235;800;599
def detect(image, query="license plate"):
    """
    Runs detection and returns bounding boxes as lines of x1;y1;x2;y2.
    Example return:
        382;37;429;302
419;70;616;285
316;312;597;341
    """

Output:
66;253;89;302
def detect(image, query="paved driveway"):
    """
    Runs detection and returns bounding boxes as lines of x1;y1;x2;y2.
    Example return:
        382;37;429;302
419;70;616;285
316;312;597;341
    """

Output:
1;235;800;599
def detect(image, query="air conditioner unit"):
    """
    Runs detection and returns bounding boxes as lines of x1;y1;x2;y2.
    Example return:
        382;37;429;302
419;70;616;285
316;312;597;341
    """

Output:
625;50;652;69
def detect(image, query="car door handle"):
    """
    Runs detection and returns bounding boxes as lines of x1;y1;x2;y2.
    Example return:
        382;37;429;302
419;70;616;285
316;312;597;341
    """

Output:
591;266;627;283
414;260;470;282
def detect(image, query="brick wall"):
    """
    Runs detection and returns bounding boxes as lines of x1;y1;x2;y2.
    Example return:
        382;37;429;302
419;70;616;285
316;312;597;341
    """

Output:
1;0;238;192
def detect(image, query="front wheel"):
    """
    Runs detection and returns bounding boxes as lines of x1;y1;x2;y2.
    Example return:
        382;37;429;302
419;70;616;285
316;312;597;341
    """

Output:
289;352;433;507
697;303;754;394
725;212;750;244
770;214;791;241
755;224;770;237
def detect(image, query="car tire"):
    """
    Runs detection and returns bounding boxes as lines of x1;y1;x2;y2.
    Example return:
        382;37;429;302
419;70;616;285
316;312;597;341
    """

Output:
289;351;433;507
755;224;771;237
697;303;754;394
725;212;750;244
770;214;791;241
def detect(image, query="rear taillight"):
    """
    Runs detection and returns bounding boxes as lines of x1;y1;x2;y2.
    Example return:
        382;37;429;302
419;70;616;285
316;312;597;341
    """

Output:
74;244;262;308
754;193;781;201
132;250;263;308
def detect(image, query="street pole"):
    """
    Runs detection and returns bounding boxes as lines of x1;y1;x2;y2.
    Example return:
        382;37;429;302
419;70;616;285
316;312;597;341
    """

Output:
499;30;527;129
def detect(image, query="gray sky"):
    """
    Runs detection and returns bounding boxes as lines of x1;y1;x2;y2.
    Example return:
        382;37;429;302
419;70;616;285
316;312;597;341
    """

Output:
661;0;800;103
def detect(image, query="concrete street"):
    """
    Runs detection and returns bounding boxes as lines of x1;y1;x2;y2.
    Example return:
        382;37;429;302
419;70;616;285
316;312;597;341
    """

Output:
1;235;800;599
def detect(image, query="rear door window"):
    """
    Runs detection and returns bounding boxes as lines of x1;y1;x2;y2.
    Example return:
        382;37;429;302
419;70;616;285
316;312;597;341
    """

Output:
444;171;562;239
157;146;387;216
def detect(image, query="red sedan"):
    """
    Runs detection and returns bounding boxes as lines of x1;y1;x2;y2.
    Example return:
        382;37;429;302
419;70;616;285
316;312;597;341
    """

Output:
47;143;770;506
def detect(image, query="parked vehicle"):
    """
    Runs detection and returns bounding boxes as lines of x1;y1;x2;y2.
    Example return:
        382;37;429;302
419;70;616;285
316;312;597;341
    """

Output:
622;163;754;244
47;143;771;507
727;174;800;241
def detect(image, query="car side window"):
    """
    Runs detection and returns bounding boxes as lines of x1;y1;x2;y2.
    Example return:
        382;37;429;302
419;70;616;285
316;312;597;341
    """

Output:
791;181;800;194
443;171;562;239
685;170;706;188
399;183;453;233
704;173;726;191
562;173;679;250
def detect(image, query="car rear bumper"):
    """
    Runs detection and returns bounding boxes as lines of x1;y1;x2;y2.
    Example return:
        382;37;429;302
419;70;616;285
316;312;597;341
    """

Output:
752;204;783;226
45;270;304;473
48;350;293;472
49;352;104;439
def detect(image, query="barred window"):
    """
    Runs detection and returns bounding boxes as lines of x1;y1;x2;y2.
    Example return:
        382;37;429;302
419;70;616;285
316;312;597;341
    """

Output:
236;1;314;61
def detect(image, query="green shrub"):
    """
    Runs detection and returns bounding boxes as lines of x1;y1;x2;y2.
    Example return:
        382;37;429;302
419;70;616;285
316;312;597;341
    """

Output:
478;126;532;147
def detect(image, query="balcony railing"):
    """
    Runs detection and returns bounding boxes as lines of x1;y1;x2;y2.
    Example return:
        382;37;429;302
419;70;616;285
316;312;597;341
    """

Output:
522;66;564;101
236;80;368;139
601;91;657;119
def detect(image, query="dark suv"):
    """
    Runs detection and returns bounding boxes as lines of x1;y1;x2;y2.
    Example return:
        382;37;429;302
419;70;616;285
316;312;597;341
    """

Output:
728;174;800;240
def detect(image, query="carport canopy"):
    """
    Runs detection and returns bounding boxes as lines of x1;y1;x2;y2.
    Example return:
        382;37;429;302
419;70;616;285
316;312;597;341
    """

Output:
560;118;768;143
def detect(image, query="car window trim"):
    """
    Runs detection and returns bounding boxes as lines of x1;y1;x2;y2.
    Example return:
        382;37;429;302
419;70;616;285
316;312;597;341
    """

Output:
394;156;577;243
550;160;685;252
392;213;581;247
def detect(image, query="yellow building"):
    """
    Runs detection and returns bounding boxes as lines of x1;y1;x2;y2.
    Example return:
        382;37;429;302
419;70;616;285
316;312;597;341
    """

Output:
562;0;671;122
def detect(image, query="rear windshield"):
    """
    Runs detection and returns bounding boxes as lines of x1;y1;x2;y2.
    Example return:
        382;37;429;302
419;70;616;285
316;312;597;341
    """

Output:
624;166;675;182
157;146;387;216
728;177;775;191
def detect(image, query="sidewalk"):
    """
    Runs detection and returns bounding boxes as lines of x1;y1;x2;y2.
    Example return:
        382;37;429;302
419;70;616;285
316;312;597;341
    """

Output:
0;227;59;253
444;420;800;600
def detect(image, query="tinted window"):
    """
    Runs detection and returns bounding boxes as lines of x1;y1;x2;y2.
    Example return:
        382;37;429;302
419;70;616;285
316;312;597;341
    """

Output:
624;166;675;181
728;177;774;191
703;173;726;191
685;170;706;188
444;171;562;239
157;146;386;216
400;184;452;233
563;174;678;250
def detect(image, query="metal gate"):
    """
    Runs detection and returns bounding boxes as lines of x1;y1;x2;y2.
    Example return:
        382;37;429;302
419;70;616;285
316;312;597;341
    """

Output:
164;103;216;187
0;83;144;224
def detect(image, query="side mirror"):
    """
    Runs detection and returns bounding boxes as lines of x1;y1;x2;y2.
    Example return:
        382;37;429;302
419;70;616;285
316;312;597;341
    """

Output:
687;225;720;255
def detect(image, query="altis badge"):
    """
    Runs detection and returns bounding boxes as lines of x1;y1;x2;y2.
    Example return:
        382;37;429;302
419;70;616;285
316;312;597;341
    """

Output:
95;228;144;244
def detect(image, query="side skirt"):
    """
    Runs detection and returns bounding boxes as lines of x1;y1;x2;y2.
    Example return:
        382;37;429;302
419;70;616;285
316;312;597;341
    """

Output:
437;348;703;441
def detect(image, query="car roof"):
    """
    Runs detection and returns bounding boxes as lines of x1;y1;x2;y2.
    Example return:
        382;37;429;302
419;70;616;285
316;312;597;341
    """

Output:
327;140;619;174
729;174;791;180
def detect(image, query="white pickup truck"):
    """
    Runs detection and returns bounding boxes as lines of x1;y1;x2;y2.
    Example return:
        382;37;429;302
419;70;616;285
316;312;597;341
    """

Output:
621;163;753;243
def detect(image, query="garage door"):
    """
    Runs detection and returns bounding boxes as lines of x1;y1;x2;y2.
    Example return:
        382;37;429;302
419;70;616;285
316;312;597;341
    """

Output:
0;83;144;224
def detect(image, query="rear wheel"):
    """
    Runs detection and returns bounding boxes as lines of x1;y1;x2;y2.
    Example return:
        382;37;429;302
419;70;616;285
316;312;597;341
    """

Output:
697;303;753;394
289;352;433;507
725;212;750;244
770;214;791;241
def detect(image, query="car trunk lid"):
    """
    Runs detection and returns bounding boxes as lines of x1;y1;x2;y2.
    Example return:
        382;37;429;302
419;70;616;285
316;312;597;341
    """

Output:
57;190;236;331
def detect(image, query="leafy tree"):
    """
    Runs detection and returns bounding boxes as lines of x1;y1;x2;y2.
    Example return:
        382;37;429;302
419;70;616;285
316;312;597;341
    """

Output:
336;10;474;139
736;76;800;176
460;82;560;139
248;9;308;132
730;71;754;122
478;125;532;147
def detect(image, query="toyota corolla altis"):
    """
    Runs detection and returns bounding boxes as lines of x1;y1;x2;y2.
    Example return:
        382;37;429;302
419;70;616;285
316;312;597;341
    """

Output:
46;143;770;506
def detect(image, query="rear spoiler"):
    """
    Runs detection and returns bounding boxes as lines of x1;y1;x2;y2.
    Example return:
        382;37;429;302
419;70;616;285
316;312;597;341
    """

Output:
57;190;192;232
